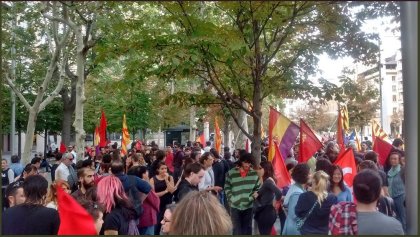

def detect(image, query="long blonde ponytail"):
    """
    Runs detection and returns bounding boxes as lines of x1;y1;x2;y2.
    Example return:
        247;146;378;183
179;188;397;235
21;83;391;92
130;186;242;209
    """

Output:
311;171;330;205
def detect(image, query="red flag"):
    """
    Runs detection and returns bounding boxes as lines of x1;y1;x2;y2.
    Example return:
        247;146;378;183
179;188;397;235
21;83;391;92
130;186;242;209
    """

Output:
59;142;67;153
337;107;345;151
333;148;357;187
372;137;393;166
272;142;292;188
99;110;107;147
56;184;97;235
299;119;323;163
200;133;205;147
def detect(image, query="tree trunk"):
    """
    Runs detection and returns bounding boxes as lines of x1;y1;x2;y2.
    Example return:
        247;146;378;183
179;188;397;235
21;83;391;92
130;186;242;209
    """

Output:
22;109;37;165
73;26;86;161
61;105;73;145
17;128;21;158
189;105;196;142
235;101;249;149
223;116;230;153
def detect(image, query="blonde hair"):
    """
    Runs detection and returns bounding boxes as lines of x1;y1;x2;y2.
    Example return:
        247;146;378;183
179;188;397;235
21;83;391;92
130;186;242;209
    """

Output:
311;170;330;205
46;181;70;205
170;191;232;235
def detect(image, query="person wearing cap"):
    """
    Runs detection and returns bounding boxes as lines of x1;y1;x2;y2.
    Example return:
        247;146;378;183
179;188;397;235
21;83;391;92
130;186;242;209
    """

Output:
225;153;260;235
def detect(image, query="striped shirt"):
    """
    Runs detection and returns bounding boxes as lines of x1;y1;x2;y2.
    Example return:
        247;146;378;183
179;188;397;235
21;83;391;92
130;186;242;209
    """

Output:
224;167;260;210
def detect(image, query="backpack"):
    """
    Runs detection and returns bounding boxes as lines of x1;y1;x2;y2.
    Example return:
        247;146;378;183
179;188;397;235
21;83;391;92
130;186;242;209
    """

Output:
126;175;145;219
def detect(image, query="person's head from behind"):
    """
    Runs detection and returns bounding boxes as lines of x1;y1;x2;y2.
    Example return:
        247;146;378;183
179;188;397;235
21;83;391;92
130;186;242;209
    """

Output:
77;198;105;234
22;164;37;179
364;151;378;164
353;169;382;204
96;175;130;214
291;163;310;185
183;162;205;186
110;160;125;175
392;138;404;149
161;203;177;234
127;165;149;180
30;157;42;169
23;175;49;205
205;141;211;147
358;160;378;172
259;161;276;182
170;191;232;235
11;155;20;164
156;150;166;162
316;157;332;176
5;181;25;208
311;170;330;204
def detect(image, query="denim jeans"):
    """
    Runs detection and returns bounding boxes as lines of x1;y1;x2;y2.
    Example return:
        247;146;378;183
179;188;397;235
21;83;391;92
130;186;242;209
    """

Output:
218;190;225;206
393;194;407;233
139;226;155;235
230;207;253;235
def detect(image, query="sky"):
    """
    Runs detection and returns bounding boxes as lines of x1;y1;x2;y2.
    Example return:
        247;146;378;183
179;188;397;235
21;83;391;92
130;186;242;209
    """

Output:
316;16;401;83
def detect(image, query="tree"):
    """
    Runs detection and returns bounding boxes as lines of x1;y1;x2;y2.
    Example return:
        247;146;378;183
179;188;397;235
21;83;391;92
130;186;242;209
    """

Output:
3;1;70;164
144;2;398;165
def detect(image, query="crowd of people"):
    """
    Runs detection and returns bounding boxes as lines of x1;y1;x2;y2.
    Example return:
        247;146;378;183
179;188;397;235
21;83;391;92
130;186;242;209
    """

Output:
1;137;407;235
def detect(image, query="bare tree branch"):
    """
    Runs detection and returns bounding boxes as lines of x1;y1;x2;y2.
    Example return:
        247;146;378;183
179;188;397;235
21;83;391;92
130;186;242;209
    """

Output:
4;73;31;110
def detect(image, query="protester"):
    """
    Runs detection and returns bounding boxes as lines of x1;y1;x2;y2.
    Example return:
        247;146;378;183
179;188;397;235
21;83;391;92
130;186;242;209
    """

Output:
4;181;25;209
128;165;160;235
387;151;406;232
282;163;310;235
165;146;175;174
77;198;105;235
14;164;37;182
353;169;404;234
364;151;390;197
329;164;353;202
97;175;139;235
170;191;232;235
9;155;24;177
55;152;78;192
71;167;95;200
175;162;205;202
160;203;177;235
225;153;260;235
46;181;71;209
149;161;175;234
2;159;15;209
150;150;166;177
198;152;222;195
50;152;62;182
253;161;282;235
2;175;60;234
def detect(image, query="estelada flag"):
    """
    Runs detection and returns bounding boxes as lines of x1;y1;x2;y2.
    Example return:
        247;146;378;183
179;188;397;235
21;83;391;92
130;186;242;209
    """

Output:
299;119;323;163
99;110;107;147
372;137;393;166
272;142;292;188
333;148;357;187
59;142;67;153
56;184;97;235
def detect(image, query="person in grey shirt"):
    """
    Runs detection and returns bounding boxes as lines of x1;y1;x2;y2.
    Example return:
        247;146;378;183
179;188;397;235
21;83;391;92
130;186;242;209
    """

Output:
354;169;404;235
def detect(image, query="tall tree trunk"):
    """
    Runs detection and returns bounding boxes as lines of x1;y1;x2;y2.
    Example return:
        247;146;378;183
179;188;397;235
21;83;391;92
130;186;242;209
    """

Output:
22;110;37;164
223;116;230;153
189;105;196;142
61;105;73;145
73;25;86;161
235;102;249;149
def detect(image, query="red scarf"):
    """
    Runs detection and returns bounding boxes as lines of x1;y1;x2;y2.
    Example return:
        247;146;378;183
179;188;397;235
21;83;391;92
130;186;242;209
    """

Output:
239;168;249;178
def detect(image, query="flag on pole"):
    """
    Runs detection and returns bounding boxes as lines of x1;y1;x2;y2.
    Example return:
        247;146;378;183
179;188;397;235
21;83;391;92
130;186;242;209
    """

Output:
272;142;292;188
299;119;323;163
99;110;107;147
56;184;97;235
353;129;361;151
372;120;388;146
268;107;299;162
121;114;130;156
94;126;100;147
333;148;357;187
337;105;346;151
372;137;393;166
341;104;349;132
215;117;222;153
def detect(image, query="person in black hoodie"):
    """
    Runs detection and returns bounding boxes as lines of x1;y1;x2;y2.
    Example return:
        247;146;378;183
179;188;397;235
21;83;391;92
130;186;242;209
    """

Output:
175;163;205;202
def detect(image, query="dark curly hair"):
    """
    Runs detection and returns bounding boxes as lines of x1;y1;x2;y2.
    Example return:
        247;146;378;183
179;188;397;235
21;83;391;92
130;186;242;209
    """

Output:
291;163;310;185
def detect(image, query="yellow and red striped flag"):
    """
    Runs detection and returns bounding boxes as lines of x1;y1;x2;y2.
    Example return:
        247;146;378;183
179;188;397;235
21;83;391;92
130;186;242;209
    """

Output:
372;120;388;146
121;114;130;156
94;126;100;147
340;104;349;132
215;117;222;153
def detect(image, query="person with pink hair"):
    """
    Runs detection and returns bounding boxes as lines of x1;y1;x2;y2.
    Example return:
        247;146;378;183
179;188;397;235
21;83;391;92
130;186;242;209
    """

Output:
97;175;138;235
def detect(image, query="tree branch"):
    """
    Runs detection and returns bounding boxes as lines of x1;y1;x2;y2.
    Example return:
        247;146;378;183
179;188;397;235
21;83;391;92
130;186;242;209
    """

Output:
4;73;31;110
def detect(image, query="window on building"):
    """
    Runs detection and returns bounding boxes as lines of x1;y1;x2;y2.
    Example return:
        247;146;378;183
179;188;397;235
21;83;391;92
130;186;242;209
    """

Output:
392;76;396;81
399;92;403;98
393;107;397;113
392;85;396;92
393;95;397;102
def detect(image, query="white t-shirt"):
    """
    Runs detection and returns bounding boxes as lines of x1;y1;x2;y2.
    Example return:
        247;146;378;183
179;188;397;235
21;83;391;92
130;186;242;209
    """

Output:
199;167;215;191
71;151;77;164
55;163;70;182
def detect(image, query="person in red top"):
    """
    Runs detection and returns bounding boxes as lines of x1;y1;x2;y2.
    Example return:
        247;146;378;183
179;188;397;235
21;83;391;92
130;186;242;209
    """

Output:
165;146;174;174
